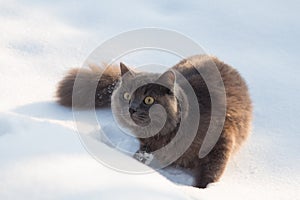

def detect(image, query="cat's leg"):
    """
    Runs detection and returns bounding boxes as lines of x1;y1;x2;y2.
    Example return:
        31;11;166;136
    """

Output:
133;145;153;165
194;133;234;188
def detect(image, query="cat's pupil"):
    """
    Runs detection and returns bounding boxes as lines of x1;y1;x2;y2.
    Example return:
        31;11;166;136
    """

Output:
144;96;154;105
123;92;130;100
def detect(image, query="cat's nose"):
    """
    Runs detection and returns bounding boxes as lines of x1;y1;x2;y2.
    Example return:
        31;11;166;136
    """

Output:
129;107;137;115
129;102;139;114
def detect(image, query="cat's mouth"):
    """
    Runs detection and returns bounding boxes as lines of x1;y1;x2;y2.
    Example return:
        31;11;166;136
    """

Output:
130;113;150;126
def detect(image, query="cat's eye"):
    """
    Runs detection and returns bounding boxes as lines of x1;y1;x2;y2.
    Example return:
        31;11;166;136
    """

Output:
123;92;131;100
144;96;155;105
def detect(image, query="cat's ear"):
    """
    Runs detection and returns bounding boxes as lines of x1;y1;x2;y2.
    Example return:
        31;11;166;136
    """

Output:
120;62;134;77
156;70;175;89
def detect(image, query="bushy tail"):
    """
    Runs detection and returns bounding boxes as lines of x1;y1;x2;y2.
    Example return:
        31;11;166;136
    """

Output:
56;65;120;108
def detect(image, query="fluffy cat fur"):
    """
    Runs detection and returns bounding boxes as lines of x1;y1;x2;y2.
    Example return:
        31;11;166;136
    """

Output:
56;55;252;188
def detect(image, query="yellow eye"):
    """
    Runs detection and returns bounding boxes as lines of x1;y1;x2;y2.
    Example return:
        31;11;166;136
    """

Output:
144;96;155;105
123;92;131;100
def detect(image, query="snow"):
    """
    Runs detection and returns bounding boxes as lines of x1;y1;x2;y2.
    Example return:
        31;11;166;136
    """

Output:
0;0;299;199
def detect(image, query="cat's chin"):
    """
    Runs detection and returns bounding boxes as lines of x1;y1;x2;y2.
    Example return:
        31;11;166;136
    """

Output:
131;117;151;127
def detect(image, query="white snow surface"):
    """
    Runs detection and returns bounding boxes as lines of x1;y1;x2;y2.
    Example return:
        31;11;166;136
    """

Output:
0;0;299;199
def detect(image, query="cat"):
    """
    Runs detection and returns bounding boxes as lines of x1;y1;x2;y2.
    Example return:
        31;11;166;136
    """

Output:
56;55;252;188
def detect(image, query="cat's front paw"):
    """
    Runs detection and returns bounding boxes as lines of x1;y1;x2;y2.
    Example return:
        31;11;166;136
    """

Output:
134;151;154;165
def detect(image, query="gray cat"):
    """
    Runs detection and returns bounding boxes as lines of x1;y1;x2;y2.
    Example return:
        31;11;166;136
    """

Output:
56;55;252;188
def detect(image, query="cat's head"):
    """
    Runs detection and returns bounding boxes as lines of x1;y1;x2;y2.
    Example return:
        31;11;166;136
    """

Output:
111;63;180;137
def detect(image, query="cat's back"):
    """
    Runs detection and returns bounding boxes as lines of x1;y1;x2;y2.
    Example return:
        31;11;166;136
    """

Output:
172;55;252;148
